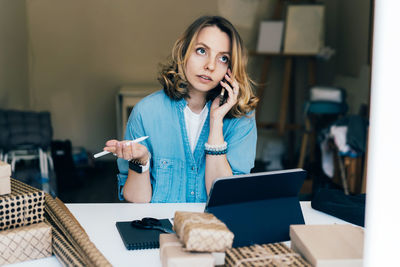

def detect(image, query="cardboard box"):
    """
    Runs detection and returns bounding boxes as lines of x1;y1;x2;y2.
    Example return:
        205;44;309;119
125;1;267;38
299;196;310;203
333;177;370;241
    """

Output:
173;211;234;252
290;224;364;267
225;242;311;267
0;178;45;230
0;176;11;195
0;161;11;195
0;222;52;265
159;233;214;267
0;161;11;178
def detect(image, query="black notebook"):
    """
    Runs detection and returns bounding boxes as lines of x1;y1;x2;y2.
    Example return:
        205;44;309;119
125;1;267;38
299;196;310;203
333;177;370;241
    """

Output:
116;219;173;250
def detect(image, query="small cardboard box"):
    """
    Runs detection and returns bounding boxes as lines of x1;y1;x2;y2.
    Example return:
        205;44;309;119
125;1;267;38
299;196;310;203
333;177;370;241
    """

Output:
173;211;234;252
0;178;44;230
159;233;214;267
0;161;11;195
0;161;11;178
0;176;11;195
0;221;52;265
290;224;364;267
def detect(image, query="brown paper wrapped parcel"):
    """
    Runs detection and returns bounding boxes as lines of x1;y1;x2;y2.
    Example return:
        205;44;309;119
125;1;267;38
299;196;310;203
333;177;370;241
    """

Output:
290;224;364;267
173;211;234;252
225;242;311;267
159;233;214;267
0;178;45;231
0;221;52;265
0;161;11;195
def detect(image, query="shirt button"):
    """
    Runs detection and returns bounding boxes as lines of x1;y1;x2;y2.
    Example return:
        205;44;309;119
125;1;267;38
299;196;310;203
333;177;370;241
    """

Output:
191;191;194;195
191;166;195;171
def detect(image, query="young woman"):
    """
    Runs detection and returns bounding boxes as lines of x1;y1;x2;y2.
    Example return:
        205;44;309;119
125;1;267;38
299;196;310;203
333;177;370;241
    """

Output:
104;16;258;203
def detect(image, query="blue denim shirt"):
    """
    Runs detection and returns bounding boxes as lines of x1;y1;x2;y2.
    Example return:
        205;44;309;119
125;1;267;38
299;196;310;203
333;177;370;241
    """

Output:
117;90;257;203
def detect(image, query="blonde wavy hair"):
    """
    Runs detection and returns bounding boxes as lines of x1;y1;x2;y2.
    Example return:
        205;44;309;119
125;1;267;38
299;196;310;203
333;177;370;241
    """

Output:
158;16;258;118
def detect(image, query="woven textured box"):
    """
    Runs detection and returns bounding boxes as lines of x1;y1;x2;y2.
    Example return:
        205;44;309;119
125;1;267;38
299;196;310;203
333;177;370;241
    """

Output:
0;221;52;265
173;211;234;252
225;242;311;267
0;178;44;230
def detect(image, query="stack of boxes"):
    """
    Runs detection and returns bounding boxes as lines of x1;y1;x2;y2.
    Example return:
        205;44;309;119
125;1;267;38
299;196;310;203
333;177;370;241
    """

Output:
0;161;52;265
160;210;364;267
160;211;312;267
160;211;235;267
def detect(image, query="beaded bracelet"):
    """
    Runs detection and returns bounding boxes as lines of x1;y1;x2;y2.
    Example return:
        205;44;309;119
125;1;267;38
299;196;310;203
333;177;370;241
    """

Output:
204;141;228;155
205;141;227;150
205;148;228;155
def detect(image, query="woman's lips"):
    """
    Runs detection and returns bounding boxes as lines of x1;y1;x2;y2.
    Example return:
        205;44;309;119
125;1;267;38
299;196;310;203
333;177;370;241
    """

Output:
197;75;213;83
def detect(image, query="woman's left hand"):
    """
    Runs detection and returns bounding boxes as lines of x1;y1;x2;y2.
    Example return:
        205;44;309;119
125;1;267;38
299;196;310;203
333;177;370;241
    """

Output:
210;69;239;121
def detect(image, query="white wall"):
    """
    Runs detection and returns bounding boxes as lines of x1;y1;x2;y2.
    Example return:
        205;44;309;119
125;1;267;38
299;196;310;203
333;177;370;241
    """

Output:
0;0;29;109
23;0;276;153
25;0;220;152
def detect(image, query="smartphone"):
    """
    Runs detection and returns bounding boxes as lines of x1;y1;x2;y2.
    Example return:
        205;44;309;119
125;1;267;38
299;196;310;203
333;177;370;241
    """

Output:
219;78;228;106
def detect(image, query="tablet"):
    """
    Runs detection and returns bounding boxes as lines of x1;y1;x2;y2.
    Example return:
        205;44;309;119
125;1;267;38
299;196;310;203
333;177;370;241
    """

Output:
205;168;306;247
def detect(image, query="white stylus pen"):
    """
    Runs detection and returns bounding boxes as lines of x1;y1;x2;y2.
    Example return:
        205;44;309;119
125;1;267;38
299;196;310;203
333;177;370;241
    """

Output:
93;136;149;159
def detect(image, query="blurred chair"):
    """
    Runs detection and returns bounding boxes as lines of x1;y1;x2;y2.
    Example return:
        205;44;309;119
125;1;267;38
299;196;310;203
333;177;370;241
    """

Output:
298;86;348;168
297;87;348;194
0;109;54;193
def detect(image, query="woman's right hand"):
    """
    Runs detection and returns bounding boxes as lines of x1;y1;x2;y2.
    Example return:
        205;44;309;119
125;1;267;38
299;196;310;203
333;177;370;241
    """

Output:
104;140;149;163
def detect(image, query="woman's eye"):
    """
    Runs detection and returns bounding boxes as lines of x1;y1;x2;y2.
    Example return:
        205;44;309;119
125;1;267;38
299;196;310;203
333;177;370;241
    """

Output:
196;48;206;55
220;55;229;64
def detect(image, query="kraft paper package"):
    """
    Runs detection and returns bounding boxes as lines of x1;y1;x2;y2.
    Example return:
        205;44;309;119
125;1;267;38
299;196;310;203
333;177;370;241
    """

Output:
0;176;111;266
44;194;112;267
225;242;311;267
0;178;45;231
173;211;234;252
0;221;52;265
159;233;214;267
290;224;364;267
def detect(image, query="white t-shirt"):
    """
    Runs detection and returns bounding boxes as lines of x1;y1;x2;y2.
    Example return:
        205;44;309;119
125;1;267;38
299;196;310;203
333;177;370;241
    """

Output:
184;105;208;153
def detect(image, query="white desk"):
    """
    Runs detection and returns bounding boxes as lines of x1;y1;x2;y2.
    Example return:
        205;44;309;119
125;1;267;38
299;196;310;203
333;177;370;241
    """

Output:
6;202;350;267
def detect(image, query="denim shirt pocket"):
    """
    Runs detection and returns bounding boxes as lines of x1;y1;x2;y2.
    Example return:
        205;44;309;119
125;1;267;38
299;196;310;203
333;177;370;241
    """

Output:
151;157;175;202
